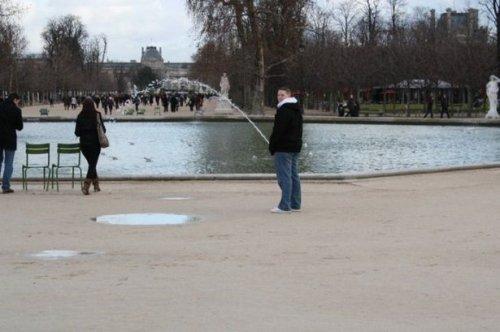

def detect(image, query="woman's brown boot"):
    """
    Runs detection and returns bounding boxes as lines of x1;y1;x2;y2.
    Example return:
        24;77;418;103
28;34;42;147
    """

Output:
82;179;91;195
92;178;101;192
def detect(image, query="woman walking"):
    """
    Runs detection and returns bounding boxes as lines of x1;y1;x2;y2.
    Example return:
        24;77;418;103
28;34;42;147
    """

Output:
75;97;106;195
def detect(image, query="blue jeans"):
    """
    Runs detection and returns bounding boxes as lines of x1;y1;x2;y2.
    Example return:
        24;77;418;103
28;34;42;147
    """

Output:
0;149;15;191
274;152;301;211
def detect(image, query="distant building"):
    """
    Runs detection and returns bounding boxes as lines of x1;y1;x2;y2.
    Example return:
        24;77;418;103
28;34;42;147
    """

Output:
102;46;192;79
17;46;192;93
436;8;487;41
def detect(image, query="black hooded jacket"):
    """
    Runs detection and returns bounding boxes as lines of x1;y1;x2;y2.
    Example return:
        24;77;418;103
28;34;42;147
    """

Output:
269;101;303;155
0;99;23;151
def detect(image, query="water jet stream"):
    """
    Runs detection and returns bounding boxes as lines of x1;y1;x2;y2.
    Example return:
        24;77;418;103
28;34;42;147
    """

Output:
140;78;270;145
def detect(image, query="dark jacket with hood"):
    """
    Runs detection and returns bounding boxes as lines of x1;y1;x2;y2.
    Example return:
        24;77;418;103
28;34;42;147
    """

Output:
0;99;23;151
269;99;303;155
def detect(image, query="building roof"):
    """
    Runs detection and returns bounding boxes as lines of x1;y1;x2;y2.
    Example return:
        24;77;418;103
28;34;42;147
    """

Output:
141;46;164;63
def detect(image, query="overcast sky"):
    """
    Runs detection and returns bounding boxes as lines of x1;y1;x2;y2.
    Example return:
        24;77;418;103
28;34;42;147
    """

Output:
21;0;481;63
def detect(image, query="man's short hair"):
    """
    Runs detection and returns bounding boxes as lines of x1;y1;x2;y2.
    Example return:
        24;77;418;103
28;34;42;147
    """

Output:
278;87;292;95
8;93;20;101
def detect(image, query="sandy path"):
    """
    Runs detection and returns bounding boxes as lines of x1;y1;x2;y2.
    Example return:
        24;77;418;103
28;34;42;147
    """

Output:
0;170;499;331
22;101;215;119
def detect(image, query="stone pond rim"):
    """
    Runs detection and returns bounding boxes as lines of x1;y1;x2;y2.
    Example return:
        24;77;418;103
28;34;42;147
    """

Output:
11;163;500;182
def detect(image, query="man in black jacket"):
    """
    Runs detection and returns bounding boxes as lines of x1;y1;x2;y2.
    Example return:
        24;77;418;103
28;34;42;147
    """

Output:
424;93;433;118
440;93;450;118
269;87;303;213
0;93;23;193
346;95;360;117
170;94;179;112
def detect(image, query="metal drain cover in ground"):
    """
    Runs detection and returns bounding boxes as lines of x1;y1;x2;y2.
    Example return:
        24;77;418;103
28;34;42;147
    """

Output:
29;250;101;260
160;197;191;201
95;213;197;226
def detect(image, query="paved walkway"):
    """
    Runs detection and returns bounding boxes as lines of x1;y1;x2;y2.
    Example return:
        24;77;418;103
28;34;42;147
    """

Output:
1;169;499;331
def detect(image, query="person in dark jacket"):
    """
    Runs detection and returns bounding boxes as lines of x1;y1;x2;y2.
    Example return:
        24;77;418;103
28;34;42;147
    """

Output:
0;93;23;193
269;87;303;213
424;93;433;118
170;94;178;113
195;94;204;113
94;95;101;109
188;93;196;111
345;95;360;117
440;93;450;118
108;96;114;115
134;96;140;111
75;97;106;195
102;97;108;114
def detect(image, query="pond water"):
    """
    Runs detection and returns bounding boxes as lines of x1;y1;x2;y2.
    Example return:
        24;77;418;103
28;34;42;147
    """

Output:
13;122;500;177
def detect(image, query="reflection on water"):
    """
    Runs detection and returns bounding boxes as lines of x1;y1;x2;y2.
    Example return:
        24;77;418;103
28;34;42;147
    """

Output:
13;122;500;176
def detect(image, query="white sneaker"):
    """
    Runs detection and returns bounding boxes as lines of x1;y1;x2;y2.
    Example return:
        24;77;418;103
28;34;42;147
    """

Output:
270;207;291;214
291;208;301;212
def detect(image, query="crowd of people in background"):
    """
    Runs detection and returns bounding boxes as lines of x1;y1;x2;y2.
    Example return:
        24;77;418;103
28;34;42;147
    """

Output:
336;95;360;117
2;90;461;119
57;91;207;115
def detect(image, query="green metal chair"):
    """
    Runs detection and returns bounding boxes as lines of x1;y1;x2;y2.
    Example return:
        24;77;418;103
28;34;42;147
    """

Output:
51;143;82;191
22;143;51;191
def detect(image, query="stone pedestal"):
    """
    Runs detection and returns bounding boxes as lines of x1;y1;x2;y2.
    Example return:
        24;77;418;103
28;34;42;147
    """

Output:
214;97;234;115
485;108;499;119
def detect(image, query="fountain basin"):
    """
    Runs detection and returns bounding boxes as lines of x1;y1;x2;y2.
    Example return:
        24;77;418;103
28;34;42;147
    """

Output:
14;122;500;177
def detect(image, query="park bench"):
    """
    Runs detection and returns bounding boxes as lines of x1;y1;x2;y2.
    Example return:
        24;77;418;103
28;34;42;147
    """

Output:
39;108;49;116
136;108;146;115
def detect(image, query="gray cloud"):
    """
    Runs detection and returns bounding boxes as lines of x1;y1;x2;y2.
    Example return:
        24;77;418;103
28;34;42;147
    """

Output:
22;0;198;62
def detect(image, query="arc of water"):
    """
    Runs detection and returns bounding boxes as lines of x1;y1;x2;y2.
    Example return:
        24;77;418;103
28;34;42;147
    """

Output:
195;82;270;145
140;78;270;145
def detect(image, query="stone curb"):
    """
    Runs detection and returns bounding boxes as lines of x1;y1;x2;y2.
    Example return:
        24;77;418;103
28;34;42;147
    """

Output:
11;163;500;182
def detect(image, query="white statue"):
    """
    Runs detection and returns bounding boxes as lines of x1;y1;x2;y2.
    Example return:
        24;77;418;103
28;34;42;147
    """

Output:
220;73;230;98
486;75;500;119
214;73;233;114
132;84;139;99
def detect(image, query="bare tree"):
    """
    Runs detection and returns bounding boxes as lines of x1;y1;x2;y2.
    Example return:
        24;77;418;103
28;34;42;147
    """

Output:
0;0;22;18
186;0;310;113
357;0;382;46
335;0;358;45
386;0;406;40
0;0;25;91
187;1;493;116
42;15;89;91
84;34;107;88
480;0;500;73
